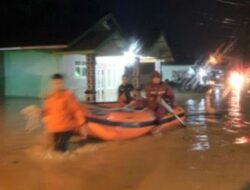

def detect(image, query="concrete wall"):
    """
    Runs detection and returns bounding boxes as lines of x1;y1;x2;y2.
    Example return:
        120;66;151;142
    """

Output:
0;52;4;98
162;65;192;81
4;50;61;98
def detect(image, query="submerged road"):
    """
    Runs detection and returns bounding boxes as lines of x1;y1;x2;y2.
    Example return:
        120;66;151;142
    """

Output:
0;89;250;190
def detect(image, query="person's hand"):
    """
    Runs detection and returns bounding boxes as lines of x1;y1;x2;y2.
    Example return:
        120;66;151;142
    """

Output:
156;96;162;103
172;102;177;108
128;100;136;107
118;93;126;103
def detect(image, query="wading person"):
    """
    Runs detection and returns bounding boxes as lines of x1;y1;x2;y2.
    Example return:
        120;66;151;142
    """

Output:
42;74;86;152
117;74;134;104
145;71;175;123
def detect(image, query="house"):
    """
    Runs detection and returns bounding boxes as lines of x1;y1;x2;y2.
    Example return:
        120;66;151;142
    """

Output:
134;31;175;86
0;14;175;102
0;14;127;101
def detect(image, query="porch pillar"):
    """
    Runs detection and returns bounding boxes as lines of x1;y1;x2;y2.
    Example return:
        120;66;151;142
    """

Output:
132;57;140;89
155;59;162;73
85;53;96;102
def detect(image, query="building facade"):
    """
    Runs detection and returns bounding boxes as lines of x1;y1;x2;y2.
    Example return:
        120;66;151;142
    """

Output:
0;14;175;102
1;14;126;101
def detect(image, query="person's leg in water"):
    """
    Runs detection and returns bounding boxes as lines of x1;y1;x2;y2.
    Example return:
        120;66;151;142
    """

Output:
155;106;167;124
54;131;73;152
152;106;167;135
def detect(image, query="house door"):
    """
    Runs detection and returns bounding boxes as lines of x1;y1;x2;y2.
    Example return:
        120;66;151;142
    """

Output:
96;64;116;101
95;63;122;101
96;67;105;95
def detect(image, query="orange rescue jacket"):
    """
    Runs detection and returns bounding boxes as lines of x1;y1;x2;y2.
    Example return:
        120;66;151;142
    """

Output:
42;90;86;133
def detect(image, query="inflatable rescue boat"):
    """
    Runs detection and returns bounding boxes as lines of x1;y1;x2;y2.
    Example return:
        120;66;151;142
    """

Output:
86;103;185;141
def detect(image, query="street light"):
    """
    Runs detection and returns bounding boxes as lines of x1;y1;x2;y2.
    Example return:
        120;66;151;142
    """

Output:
123;41;141;66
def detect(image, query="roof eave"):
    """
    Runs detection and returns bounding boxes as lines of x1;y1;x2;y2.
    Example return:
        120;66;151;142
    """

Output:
0;45;67;51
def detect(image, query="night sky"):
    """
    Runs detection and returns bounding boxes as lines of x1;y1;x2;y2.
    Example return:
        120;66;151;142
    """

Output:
0;0;250;62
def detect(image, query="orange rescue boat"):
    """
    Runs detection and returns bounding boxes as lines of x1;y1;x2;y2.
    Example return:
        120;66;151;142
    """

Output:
85;103;185;141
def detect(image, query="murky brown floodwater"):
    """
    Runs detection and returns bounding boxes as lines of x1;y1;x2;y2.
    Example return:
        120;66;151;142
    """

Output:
1;88;250;190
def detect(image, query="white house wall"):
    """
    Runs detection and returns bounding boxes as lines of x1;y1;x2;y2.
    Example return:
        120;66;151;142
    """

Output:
60;54;87;100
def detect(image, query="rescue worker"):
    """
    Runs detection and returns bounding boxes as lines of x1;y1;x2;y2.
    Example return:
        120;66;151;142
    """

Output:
145;71;175;123
118;74;134;104
42;74;86;152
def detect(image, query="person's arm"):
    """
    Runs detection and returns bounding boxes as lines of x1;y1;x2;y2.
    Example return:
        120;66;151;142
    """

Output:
165;85;175;103
41;98;50;125
41;96;49;117
145;85;151;98
118;85;123;96
117;85;123;100
130;84;135;98
130;84;134;91
41;104;47;118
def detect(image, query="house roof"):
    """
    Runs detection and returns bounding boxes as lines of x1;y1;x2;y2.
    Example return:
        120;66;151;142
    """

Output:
0;13;120;51
68;30;116;51
137;31;163;54
135;31;175;62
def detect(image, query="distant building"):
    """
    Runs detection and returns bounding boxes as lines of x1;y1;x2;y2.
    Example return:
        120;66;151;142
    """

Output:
162;64;193;82
0;14;175;101
137;32;175;86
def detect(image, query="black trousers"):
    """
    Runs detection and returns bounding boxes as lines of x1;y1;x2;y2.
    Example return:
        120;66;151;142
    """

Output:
53;131;73;152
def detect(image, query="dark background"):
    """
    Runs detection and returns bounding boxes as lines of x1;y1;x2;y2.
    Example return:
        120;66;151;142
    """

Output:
0;0;249;63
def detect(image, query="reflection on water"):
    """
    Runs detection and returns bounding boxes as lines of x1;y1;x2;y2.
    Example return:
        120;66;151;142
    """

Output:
234;136;250;144
184;97;211;151
190;134;210;151
1;88;250;190
184;86;250;150
227;90;245;128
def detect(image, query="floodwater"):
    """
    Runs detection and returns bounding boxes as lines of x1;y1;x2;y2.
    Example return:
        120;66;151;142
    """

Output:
1;88;250;190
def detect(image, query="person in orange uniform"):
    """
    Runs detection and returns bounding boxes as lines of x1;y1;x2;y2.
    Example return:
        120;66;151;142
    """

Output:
42;74;86;152
145;71;175;123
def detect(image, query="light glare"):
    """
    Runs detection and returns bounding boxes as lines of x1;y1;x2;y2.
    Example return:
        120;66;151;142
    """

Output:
229;72;244;90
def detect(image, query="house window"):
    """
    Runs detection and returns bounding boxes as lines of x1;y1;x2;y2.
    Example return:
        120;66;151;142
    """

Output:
74;61;87;78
